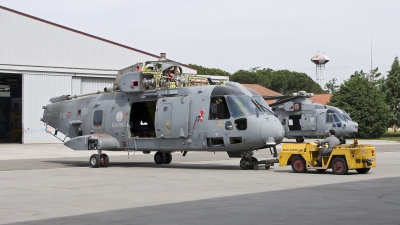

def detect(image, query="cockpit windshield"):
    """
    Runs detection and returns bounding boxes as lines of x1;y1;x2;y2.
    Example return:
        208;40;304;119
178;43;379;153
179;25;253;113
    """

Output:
226;95;258;118
326;108;346;123
252;96;275;115
341;110;353;121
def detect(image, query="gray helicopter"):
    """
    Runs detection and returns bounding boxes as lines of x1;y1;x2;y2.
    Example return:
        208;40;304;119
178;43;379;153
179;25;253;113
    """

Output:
263;91;358;144
41;54;284;170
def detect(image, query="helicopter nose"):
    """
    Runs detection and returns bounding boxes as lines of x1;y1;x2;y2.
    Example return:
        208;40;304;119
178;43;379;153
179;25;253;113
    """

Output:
260;120;284;146
351;122;359;132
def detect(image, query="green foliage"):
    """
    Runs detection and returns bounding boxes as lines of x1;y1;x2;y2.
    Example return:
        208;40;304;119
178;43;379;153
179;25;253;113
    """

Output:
380;56;400;128
231;68;324;94
324;78;339;93
188;64;230;76
329;72;390;138
231;68;272;88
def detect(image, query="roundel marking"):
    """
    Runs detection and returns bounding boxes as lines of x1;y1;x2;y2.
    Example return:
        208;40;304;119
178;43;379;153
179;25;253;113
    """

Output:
116;111;123;122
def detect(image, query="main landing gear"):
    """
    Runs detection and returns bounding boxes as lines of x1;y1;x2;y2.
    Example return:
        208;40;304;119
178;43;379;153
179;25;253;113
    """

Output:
154;151;172;164
89;150;109;168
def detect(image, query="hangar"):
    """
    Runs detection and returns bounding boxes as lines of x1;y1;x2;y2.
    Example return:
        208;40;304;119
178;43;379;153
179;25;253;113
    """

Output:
0;6;196;144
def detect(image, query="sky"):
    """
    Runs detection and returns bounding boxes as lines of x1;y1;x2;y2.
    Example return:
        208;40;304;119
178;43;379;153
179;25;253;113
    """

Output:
1;0;399;86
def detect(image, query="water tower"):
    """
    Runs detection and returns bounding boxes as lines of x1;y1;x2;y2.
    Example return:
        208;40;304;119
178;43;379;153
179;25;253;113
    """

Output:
311;53;329;87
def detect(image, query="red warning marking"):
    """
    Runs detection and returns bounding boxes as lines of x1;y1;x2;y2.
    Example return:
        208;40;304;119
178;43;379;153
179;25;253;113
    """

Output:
67;112;71;118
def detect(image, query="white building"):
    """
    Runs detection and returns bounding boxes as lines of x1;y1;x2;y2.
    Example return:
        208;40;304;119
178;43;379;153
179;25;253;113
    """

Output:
0;6;196;144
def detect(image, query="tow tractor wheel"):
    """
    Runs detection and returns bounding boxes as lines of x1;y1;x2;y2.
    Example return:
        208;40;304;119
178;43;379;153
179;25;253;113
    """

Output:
331;158;348;175
90;154;100;168
154;151;166;164
291;156;307;173
164;153;172;164
356;168;370;174
100;154;109;167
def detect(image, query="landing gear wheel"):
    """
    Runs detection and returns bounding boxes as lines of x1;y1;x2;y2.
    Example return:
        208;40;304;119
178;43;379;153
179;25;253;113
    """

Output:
265;164;271;170
164;153;172;164
356;168;370;174
341;139;346;144
296;138;305;143
100;154;109;167
291;156;307;173
89;154;100;168
154;151;166;164
240;157;250;170
332;158;348;175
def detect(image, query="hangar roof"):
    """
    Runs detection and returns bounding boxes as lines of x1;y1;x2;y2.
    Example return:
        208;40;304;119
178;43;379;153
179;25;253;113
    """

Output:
0;5;195;75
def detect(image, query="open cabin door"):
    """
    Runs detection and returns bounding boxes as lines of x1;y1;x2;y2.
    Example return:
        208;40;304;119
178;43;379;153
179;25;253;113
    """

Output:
155;96;190;138
301;113;316;131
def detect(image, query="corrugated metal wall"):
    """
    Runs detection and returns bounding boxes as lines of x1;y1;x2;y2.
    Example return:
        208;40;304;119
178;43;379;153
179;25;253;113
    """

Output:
71;76;81;96
80;77;114;94
0;8;197;74
22;74;71;143
72;76;114;95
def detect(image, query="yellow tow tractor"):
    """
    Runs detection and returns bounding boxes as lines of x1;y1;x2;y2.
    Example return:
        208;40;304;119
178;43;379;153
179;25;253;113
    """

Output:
279;140;376;175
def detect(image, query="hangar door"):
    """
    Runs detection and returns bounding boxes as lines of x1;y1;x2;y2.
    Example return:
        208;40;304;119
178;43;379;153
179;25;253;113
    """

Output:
22;74;72;143
0;73;22;143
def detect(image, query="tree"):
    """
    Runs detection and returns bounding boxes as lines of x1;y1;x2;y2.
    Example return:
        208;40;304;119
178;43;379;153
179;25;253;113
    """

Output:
329;71;390;138
188;64;230;76
231;68;272;88
268;70;325;94
324;78;339;93
380;56;400;130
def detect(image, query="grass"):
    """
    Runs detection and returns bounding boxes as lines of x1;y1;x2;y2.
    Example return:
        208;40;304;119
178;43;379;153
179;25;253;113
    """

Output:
378;131;400;142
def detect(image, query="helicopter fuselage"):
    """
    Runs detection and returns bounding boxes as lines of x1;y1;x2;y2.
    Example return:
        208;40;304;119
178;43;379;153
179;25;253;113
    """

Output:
271;97;358;141
42;73;284;155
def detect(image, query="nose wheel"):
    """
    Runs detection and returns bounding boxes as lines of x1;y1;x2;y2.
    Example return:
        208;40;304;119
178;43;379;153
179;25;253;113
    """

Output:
240;157;258;170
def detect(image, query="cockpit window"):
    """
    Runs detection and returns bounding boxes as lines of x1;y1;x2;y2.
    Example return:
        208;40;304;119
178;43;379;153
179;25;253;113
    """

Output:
209;97;230;120
342;110;353;121
226;95;257;118
326;108;345;123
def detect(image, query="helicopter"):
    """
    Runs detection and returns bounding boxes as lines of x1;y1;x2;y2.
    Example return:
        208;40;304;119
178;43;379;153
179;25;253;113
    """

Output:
41;53;284;170
263;91;358;144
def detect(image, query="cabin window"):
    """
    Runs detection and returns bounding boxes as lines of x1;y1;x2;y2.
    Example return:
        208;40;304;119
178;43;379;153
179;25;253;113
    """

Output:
93;110;103;126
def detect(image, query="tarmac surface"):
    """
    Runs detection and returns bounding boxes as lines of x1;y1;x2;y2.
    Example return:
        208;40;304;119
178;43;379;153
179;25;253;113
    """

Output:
0;139;400;224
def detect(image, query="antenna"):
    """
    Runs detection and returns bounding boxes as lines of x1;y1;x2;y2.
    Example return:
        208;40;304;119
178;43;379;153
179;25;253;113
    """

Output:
370;31;372;72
